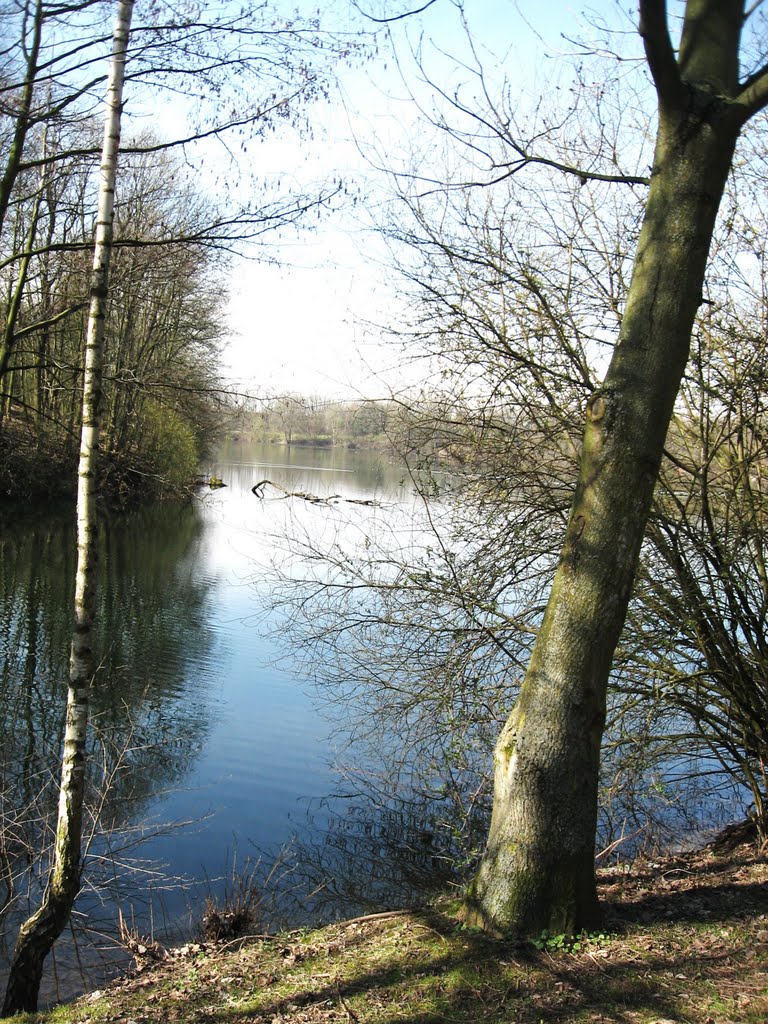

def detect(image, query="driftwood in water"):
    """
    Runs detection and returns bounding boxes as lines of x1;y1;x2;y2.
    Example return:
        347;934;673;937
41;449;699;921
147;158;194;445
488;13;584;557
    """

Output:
251;479;381;507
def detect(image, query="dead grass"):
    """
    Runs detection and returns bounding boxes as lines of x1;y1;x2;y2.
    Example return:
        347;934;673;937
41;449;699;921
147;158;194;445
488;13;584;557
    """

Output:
9;838;768;1024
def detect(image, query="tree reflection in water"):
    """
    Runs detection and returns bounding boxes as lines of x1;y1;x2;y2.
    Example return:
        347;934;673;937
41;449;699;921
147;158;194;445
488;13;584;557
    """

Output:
262;756;492;929
0;500;220;1004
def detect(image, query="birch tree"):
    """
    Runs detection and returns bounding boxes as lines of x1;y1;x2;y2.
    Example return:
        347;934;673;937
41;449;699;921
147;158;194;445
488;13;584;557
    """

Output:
463;1;768;937
2;1;133;1011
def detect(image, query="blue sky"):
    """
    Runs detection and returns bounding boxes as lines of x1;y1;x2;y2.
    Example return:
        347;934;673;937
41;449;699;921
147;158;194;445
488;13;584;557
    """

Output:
221;1;636;401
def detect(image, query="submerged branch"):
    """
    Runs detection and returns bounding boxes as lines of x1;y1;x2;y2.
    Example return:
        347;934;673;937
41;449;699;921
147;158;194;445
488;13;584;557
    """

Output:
251;479;382;507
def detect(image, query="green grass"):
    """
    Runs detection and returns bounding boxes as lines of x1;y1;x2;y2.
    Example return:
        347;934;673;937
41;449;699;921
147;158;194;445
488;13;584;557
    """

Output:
4;843;768;1024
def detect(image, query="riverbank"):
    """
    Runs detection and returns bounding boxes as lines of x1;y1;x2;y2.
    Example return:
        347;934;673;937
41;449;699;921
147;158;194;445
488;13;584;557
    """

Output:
10;834;767;1024
0;419;203;506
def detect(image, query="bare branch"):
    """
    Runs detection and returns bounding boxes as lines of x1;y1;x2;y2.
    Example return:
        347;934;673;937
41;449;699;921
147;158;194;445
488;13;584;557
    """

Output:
382;13;653;193
735;63;768;119
0;185;343;272
11;303;88;341
18;87;309;172
352;0;440;24
489;153;650;189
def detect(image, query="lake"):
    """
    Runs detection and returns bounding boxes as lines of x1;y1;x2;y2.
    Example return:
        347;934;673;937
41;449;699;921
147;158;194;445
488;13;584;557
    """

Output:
0;438;746;1006
0;440;454;1005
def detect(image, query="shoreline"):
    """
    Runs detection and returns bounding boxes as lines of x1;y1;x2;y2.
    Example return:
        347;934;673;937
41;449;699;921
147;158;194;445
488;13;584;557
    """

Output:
9;832;767;1023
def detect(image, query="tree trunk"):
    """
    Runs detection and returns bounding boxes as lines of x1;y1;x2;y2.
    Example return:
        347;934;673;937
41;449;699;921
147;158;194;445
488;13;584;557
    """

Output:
465;1;764;937
2;2;133;1013
0;0;42;239
0;161;45;383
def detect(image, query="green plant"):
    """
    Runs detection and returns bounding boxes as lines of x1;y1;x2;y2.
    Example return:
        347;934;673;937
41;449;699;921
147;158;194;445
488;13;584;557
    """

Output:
531;929;614;953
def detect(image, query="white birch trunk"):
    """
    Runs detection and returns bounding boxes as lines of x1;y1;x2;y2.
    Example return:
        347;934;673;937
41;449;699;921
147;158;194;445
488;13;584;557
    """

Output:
3;2;134;1012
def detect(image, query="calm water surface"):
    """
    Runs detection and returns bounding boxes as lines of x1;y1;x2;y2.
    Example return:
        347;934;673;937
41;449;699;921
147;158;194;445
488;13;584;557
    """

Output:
141;441;416;911
0;440;744;1005
0;441;430;1003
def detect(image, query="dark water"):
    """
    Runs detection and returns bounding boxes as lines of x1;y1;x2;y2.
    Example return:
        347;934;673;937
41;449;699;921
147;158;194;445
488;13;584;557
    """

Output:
0;441;438;1004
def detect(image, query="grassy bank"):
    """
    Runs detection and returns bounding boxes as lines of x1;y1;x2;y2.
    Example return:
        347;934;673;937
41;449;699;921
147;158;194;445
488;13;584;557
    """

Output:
9;836;768;1024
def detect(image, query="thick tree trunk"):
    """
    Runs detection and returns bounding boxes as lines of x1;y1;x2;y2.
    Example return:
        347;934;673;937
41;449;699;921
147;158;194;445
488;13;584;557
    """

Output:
2;2;133;1013
465;2;758;937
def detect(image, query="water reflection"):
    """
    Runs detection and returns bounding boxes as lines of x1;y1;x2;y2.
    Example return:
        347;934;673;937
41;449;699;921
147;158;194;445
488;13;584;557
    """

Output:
216;438;399;498
0;442;470;1005
274;770;487;927
0;500;220;1002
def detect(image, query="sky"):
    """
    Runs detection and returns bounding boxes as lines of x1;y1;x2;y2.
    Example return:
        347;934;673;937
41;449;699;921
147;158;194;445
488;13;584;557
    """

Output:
188;1;633;402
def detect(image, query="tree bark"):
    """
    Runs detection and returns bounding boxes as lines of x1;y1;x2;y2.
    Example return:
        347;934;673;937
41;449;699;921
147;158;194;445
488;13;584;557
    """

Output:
2;2;133;1013
465;0;768;937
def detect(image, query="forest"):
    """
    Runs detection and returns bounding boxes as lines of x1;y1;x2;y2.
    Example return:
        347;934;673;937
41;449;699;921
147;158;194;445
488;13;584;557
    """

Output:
1;0;768;1019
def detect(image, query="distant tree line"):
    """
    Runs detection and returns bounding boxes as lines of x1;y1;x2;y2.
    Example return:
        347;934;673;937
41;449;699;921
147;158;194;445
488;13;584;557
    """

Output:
239;396;398;447
236;394;506;454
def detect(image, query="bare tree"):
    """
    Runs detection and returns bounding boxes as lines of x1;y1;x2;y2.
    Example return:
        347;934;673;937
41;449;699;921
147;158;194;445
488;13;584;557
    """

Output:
460;0;768;936
0;0;356;482
268;0;768;937
2;1;133;1010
